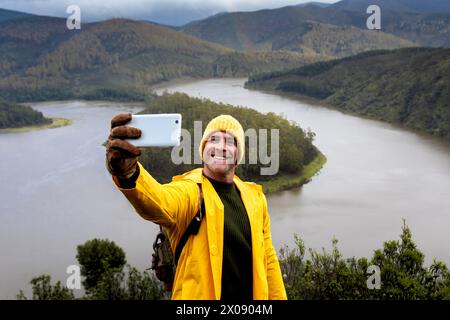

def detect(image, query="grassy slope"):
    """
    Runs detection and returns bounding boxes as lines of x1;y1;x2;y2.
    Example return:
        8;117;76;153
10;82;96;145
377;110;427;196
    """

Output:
259;151;327;194
0;117;72;133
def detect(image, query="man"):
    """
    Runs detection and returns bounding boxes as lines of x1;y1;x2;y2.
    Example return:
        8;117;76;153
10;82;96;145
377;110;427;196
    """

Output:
106;113;287;300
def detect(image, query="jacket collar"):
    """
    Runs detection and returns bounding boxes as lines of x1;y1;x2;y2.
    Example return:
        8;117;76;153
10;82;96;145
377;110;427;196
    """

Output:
172;167;248;187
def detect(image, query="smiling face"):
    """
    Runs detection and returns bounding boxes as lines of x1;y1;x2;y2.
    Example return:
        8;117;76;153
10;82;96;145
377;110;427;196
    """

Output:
202;131;237;182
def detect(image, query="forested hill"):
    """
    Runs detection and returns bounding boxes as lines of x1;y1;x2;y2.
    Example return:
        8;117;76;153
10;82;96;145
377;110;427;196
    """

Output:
327;0;450;47
0;14;323;102
181;5;414;56
0;101;51;129
182;0;450;52
0;8;33;22
246;47;450;139
135;93;322;193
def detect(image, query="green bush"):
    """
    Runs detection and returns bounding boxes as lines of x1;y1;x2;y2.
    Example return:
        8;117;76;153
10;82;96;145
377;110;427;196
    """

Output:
88;265;166;300
279;222;450;300
18;239;165;300
16;275;74;300
19;222;450;300
76;239;126;293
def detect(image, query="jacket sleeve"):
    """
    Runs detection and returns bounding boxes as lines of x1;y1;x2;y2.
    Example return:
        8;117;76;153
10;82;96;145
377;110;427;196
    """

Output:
262;192;288;300
112;161;200;230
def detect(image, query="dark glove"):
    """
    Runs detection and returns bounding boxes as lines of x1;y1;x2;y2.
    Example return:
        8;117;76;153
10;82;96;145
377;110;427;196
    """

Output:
106;112;142;179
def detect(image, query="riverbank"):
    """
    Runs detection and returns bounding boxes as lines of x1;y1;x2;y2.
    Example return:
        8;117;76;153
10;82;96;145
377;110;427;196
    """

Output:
0;117;73;133
245;48;450;140
258;151;327;194
245;83;450;142
22;100;146;108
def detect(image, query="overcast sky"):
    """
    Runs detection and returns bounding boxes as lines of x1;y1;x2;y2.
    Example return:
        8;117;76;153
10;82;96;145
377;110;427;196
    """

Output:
0;0;339;25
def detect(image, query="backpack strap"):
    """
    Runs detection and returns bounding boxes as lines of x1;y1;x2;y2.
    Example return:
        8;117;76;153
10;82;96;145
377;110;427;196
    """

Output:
174;183;204;265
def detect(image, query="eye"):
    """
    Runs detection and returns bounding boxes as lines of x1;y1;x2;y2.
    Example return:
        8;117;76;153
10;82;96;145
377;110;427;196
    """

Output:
225;138;235;146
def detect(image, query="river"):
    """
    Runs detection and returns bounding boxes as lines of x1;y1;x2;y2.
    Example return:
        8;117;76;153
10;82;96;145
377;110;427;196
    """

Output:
0;79;449;298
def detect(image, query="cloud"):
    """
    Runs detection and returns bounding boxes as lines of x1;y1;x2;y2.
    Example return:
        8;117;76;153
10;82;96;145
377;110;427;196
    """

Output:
0;0;338;24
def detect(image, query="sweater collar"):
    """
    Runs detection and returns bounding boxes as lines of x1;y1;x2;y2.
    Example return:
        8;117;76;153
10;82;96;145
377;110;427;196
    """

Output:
203;173;235;192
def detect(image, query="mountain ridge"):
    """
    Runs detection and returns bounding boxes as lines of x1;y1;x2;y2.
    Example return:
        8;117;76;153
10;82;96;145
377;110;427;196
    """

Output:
181;4;416;56
181;1;450;51
0;16;324;101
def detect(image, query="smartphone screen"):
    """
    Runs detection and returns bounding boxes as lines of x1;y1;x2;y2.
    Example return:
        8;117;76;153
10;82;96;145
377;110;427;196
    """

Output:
126;114;182;147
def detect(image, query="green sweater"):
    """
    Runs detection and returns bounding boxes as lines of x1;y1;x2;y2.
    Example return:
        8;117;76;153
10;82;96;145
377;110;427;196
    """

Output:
206;175;253;301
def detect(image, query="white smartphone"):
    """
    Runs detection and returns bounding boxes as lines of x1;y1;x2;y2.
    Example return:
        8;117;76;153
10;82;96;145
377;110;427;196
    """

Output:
126;113;182;147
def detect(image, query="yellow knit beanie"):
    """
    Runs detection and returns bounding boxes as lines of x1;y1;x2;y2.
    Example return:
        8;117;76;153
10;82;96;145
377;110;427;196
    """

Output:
199;115;245;165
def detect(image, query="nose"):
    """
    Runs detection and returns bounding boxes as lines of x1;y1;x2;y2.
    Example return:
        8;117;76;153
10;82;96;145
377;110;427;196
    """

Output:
214;143;226;158
220;138;227;150
214;138;230;157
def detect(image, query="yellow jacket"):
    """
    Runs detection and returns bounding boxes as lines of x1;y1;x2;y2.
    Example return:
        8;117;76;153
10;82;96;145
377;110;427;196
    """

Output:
113;162;287;300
